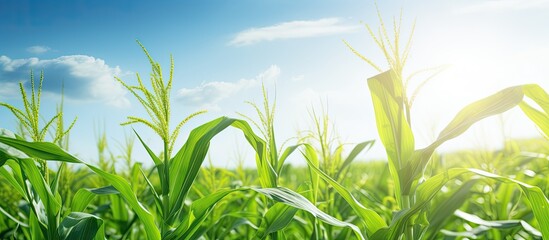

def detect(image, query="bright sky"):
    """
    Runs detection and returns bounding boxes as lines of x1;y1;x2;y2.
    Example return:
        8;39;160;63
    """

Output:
1;0;548;168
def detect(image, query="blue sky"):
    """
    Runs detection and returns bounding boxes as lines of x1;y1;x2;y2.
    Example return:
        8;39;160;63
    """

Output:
1;0;549;168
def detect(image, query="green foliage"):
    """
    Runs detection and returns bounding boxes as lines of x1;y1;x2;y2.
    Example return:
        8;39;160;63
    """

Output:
1;23;549;240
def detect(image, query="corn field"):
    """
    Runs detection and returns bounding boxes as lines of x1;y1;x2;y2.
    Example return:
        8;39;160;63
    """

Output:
1;13;549;240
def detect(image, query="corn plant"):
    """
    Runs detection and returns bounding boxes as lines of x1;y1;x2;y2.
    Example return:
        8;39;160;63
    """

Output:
298;104;375;238
340;9;549;239
0;72;105;240
1;11;547;238
0;71;63;180
237;83;369;239
0;42;366;239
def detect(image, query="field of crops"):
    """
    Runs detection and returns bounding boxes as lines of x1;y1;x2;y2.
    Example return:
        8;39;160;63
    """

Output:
1;14;549;240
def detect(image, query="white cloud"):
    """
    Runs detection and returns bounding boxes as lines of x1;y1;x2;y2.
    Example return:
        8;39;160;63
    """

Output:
229;18;359;46
0;55;130;108
26;46;51;54
0;82;20;98
176;65;280;109
460;0;549;13
291;75;305;82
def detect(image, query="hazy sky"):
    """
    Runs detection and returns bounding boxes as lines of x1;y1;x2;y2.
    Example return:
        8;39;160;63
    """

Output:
1;0;548;168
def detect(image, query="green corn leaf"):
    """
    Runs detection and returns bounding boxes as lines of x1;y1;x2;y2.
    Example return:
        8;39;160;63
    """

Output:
50;162;66;195
172;189;241;240
1;128;28;166
0;136;81;163
439;226;491;239
277;145;301;174
0;205;29;227
168;117;275;224
168;186;359;239
0;150;10;167
138;164;163;217
380;168;549;239
252;187;366;240
255;203;298;239
368;70;415;199
110;194;129;227
425;179;479;240
71;186;119;212
523;84;549;113
403;86;525;195
520;102;549;139
184;189;241;238
226;119;278;189
86;164;160;239
19;158;61;219
301;143;319;203
383;170;486;238
58;212;104;240
0;136;160;239
302;143;387;236
434;86;524;145
454;210;542;237
520;84;549;138
29;211;45;239
468;168;549;238
336;140;375;179
168;117;236;220
0;163;27;199
133;129;162;165
133;130;168;214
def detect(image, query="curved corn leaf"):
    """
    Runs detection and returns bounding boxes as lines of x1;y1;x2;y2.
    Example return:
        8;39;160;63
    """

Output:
380;172;478;238
1;128;28;166
0;205;29;227
277;145;301;174
519;84;549;139
368;70;415;199
378;168;549;239
367;71;549;198
302;143;387;236
133;130;162;166
168;186;365;240
336;140;375;180
0;150;9;167
0;163;27;199
85;164;160;239
137;164;163;217
453;210;542;238
0;136;81;163
19;158;61;223
255;203;298;239
522;84;549;113
252;187;366;240
71;186;119;212
58;212;104;240
165;188;240;240
0;136;161;240
424;179;479;240
168;117;275;224
468;168;549;237
402;86;524;195
300;143;319;204
439;226;491;239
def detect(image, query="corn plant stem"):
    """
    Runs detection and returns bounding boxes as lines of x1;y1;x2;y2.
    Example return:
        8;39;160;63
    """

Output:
161;142;170;237
41;161;49;184
402;195;413;240
121;215;139;240
313;218;321;240
18;159;47;238
46;194;57;239
324;189;334;237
